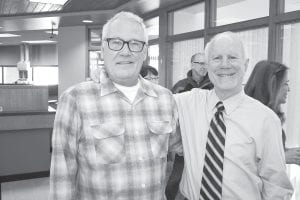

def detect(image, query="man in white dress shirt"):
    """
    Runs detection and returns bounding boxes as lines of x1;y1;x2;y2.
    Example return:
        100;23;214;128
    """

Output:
175;31;293;200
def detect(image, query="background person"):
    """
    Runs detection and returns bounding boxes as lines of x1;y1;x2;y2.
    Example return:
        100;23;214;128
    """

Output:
171;52;213;94
140;64;159;84
245;60;300;166
174;32;293;199
49;11;182;200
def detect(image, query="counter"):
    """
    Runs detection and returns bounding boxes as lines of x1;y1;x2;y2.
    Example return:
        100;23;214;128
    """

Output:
0;109;55;180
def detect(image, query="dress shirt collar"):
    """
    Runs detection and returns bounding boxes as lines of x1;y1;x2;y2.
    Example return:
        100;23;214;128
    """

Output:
208;89;245;115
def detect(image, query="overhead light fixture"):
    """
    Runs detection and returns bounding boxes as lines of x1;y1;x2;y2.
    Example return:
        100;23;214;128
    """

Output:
82;19;93;23
0;33;21;37
45;30;58;35
82;16;93;23
29;0;68;5
22;40;57;44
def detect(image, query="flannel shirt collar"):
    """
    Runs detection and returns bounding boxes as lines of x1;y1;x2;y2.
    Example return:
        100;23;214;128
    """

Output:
99;73;158;98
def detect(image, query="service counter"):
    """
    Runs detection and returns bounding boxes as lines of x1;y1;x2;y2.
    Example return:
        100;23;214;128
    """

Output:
0;85;56;199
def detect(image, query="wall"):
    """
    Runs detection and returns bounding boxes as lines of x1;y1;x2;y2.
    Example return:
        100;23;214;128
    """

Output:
58;26;87;96
0;44;58;66
0;46;20;65
31;44;58;66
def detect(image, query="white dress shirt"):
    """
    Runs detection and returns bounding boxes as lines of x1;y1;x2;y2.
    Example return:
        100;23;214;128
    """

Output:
175;89;293;200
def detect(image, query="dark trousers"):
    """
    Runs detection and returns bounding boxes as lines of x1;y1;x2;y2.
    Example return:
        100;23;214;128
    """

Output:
165;155;185;200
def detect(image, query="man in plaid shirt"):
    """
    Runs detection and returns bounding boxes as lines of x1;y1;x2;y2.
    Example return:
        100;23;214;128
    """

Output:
49;11;182;200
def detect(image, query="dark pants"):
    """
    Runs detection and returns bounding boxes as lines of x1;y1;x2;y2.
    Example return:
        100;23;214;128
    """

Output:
165;155;184;200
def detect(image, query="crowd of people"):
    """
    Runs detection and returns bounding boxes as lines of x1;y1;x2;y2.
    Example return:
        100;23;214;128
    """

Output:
49;11;299;200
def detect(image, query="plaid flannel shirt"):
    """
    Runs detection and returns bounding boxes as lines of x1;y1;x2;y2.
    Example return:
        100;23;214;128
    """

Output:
49;77;182;200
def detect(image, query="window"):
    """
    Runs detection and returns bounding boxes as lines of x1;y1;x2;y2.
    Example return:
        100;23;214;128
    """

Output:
235;27;269;83
32;66;58;85
148;44;159;70
171;38;204;85
145;17;159;40
284;0;300;12
89;50;103;81
215;0;269;26
168;2;205;35
0;68;2;83
89;28;102;48
281;21;300;200
3;67;19;84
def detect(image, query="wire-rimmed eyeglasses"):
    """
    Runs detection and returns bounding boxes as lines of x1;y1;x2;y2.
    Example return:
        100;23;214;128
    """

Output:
105;38;146;52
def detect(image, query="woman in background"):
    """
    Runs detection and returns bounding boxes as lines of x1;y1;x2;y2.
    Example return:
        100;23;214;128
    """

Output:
245;60;300;165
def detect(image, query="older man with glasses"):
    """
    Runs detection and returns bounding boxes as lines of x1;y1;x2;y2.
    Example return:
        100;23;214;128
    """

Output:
49;11;182;200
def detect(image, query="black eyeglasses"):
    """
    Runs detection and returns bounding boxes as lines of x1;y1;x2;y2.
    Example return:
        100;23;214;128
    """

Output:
105;38;146;52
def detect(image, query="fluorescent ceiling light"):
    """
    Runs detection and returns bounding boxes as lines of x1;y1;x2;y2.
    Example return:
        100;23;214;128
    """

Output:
0;33;21;37
45;30;59;35
22;40;57;44
82;19;93;23
29;0;68;5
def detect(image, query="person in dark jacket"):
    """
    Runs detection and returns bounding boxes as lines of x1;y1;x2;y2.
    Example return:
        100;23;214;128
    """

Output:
171;52;213;94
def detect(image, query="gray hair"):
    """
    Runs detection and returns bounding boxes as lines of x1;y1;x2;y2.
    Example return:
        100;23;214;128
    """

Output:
102;11;148;44
191;52;205;63
204;31;246;62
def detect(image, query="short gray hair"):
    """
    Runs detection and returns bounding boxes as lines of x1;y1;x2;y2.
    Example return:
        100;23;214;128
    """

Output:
191;52;205;63
102;11;148;44
204;31;246;62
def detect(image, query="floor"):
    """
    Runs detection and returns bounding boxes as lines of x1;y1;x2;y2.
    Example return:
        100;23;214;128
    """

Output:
2;165;298;200
1;177;49;200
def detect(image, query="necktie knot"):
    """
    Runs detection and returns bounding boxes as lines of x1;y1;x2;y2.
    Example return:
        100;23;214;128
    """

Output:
216;101;225;113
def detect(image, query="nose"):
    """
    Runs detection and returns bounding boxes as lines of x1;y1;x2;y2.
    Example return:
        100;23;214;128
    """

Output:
119;43;132;55
220;57;229;67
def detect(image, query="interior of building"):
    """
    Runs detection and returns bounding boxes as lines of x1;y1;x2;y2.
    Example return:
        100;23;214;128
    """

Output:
0;0;300;199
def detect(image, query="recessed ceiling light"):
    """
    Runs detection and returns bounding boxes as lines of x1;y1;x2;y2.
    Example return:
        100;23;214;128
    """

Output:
82;19;94;23
0;33;21;37
29;0;68;5
22;40;57;44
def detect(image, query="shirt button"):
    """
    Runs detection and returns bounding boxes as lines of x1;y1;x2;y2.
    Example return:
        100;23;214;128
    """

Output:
138;156;143;161
141;184;146;188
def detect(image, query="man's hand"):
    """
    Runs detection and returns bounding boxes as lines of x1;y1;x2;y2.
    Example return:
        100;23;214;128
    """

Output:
285;147;300;165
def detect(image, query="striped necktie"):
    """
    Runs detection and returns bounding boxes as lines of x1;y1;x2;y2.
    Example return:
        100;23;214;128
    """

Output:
199;101;226;200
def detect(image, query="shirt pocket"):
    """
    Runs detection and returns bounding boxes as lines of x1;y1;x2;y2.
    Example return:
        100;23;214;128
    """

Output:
227;135;256;168
91;122;125;164
147;121;172;158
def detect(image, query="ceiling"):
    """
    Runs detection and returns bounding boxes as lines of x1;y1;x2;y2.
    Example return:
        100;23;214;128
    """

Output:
0;0;186;45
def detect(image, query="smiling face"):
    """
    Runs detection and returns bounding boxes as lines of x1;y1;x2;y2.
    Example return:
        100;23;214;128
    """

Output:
206;33;248;99
102;18;147;86
277;73;290;105
191;53;207;78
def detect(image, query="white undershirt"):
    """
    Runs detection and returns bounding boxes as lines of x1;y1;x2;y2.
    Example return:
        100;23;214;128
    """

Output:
113;81;140;103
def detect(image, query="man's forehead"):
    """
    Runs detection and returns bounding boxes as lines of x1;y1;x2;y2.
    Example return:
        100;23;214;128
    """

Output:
193;54;205;62
107;19;146;41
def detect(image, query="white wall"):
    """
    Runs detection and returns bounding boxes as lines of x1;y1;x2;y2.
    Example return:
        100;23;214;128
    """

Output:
58;26;87;96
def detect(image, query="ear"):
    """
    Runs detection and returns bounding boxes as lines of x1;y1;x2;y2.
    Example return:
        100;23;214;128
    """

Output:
244;58;249;72
142;46;148;61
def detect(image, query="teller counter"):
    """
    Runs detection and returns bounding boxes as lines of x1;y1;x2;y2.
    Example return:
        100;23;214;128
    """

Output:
0;85;56;198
